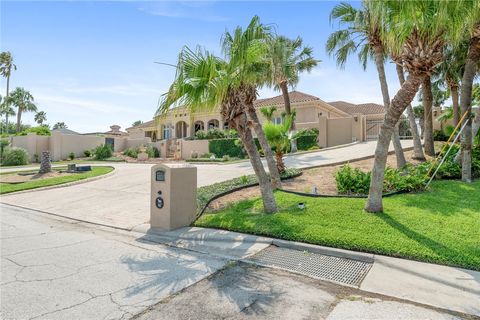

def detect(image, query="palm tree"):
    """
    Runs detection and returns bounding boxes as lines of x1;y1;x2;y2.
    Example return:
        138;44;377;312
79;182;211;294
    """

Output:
267;36;319;152
459;20;480;182
365;0;468;213
34;111;47;126
263;115;293;173
0;96;15;134
422;76;435;156
260;106;277;122
0;52;16;133
394;63;425;160
158;17;278;213
52;122;67;129
222;18;282;190
9;87;37;132
327;1;407;168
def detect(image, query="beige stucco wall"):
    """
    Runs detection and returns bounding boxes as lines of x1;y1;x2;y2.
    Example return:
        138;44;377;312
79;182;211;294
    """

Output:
125;137;152;149
10;133;50;162
327;117;354;147
49;132;105;161
179;139;209;159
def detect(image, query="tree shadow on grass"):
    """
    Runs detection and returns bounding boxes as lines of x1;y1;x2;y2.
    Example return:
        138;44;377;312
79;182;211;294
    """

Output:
376;212;469;267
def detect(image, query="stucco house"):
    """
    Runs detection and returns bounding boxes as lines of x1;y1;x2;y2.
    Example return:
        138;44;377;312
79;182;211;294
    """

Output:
126;91;393;147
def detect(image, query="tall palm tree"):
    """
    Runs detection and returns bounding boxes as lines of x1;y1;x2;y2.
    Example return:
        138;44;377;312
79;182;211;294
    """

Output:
0;52;16;133
221;20;282;190
34;111;47;126
365;0;467;213
9;87;37;132
158;17;278;213
0;97;16;134
394;63;425;160
459;20;480;182
422;76;435;156
267;36;319;152
327;1;407;168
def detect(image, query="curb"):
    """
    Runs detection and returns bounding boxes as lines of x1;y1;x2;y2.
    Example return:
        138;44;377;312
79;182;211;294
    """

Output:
0;166;116;196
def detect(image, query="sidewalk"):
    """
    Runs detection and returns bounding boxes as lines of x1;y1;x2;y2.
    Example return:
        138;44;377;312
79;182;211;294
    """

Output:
133;225;480;317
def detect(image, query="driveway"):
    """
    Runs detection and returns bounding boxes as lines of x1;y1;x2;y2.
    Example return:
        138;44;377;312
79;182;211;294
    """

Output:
0;141;413;230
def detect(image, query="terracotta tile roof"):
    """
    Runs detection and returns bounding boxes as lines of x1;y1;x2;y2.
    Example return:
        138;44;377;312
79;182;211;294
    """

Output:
126;120;155;130
254;91;320;107
328;101;385;115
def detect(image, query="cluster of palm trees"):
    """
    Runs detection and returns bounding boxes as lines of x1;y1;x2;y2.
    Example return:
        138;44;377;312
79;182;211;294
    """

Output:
157;16;318;213
0;51;46;134
327;0;479;213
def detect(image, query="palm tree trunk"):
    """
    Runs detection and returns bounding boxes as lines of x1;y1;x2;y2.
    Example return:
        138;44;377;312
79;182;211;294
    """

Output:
280;81;297;153
395;64;425;160
459;32;480;183
422;76;435;156
5;75;10;134
365;74;424;213
450;83;460;126
16;107;22;133
246;105;282;189
373;45;406;168
275;151;285;173
234;113;277;213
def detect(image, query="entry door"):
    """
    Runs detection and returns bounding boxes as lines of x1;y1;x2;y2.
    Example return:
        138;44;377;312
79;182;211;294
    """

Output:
105;138;114;150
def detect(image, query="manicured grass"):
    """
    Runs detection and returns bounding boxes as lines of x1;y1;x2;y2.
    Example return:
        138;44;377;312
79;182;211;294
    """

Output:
195;180;480;270
0;166;114;194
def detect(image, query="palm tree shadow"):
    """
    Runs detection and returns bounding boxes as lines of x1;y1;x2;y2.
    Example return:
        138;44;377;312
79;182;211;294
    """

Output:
377;212;463;263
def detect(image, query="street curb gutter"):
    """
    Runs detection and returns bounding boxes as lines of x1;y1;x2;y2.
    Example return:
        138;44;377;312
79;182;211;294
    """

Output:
272;239;374;263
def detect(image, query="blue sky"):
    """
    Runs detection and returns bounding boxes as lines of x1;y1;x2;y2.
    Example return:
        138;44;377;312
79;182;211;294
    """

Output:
1;1;403;133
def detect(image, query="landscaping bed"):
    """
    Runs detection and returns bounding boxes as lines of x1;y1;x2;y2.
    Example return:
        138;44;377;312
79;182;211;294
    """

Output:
0;166;114;194
195;179;480;270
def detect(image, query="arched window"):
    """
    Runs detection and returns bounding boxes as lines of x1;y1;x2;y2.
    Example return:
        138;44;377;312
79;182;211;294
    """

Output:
175;121;187;138
194;121;204;133
207;119;219;129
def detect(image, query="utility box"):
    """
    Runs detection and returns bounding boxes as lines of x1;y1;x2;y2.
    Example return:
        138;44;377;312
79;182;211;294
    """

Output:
150;163;197;231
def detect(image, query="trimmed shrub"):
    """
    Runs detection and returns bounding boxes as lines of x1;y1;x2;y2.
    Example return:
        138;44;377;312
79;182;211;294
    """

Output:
209;138;245;158
93;144;112;160
297;135;318;150
84;150;92;157
18;126;51;136
68;152;75;160
1;147;29;166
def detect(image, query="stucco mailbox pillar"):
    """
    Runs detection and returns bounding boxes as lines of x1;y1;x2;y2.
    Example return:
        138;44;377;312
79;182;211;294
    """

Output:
150;163;197;231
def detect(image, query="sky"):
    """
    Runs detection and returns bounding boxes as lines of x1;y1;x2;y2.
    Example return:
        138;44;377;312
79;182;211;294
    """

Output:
1;0;404;133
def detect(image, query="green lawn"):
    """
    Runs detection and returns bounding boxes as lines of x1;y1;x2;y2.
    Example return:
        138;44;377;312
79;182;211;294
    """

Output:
0;166;114;194
195;180;480;270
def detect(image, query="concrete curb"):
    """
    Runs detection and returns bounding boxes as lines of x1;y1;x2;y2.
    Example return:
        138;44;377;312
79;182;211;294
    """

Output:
0;166;116;196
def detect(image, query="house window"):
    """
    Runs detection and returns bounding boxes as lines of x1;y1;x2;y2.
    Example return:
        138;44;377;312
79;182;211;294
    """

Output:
273;117;283;125
163;124;172;139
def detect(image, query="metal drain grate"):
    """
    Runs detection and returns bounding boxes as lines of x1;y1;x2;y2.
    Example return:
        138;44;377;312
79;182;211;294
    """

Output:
248;245;372;287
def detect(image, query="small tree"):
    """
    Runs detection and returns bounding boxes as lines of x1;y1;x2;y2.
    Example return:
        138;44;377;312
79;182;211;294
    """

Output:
132;120;143;127
34;111;47;125
53;122;67;130
263;115;292;173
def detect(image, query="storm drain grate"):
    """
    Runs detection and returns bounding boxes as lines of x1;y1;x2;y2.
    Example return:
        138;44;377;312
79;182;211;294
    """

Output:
248;245;372;287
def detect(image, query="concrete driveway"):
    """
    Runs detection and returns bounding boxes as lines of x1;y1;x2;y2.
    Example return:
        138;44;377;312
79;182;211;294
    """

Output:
0;141;413;230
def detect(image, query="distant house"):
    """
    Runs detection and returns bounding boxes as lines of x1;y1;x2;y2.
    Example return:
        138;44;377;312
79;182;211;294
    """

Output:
52;128;80;135
126;91;387;145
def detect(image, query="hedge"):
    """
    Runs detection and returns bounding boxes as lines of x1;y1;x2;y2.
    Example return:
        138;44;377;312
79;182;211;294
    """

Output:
297;134;318;150
209;138;245;158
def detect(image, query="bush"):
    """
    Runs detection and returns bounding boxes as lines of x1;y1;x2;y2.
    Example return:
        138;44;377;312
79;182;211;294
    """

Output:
297;135;318;150
433;130;448;141
209;138;245;158
18;126;51;136
444;125;455;138
294;128;319;138
335;164;371;195
84;150;92;157
335;164;426;195
68;152;75;160
0;139;10;159
93;144;112;160
123;148;138;158
1;147;29;166
146;145;160;158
